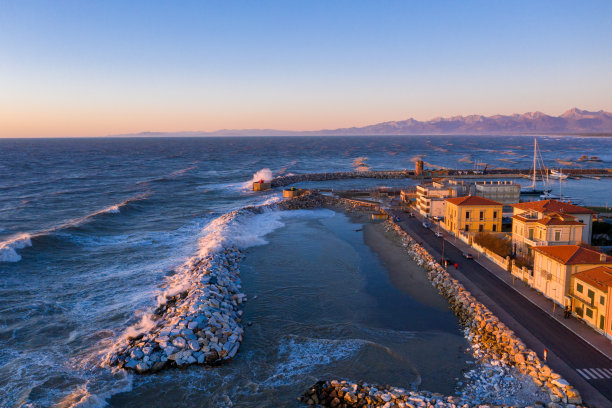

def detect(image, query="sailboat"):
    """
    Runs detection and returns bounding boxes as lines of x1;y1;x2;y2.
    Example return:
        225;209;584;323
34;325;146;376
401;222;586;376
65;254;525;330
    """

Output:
549;169;569;180
521;138;552;195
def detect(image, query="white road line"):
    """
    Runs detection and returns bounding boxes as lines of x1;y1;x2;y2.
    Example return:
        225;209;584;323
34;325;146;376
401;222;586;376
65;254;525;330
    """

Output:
594;368;610;378
602;368;612;377
577;369;592;379
586;368;605;379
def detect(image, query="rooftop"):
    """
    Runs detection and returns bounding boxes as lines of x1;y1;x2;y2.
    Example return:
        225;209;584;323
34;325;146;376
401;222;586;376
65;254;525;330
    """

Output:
512;199;595;215
445;195;503;206
573;266;612;292
534;245;612;265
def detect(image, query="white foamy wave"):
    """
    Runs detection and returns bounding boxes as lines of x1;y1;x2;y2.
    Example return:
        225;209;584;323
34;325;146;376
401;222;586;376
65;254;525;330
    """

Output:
242;168;273;189
0;233;32;262
158;208;334;306
263;335;365;386
0;193;148;263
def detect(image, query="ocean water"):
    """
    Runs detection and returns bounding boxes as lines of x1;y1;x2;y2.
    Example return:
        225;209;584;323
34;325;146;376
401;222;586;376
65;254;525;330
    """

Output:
0;135;610;407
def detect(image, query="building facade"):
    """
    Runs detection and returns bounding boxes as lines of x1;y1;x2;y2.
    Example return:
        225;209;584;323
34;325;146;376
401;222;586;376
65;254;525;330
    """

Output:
570;266;612;337
416;180;469;218
512;212;585;257
511;200;595;253
444;196;503;236
532;245;612;307
471;180;521;205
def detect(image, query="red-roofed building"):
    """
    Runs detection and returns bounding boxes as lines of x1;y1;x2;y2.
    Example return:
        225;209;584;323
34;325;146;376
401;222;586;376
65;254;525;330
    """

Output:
570;266;612;337
532;245;612;308
511;201;595;256
444;196;503;237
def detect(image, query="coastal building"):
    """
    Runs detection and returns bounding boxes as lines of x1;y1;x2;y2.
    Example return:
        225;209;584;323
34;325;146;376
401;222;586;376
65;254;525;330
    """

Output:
253;180;271;191
532;245;612;307
415;160;424;176
416;180;469;218
511;200;595;257
444;196;503;237
471;180;520;205
570;266;612;337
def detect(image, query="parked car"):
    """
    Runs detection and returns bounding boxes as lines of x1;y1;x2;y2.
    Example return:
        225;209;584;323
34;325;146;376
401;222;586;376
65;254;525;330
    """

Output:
434;231;443;237
422;221;431;228
408;212;415;217
462;252;474;260
432;216;443;221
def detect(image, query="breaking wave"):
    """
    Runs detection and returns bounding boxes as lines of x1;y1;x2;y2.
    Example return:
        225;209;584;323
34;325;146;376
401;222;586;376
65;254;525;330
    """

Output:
0;193;148;263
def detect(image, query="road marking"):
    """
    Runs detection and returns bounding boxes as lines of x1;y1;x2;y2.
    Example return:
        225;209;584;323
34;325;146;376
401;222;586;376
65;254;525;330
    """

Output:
577;368;612;380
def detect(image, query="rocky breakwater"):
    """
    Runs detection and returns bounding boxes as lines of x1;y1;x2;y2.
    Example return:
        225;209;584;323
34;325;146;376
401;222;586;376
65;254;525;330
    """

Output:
106;191;331;374
107;247;246;373
271;170;412;188
301;380;469;408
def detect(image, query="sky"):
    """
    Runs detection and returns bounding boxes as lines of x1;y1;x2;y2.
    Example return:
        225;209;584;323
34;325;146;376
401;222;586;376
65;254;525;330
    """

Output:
1;1;611;137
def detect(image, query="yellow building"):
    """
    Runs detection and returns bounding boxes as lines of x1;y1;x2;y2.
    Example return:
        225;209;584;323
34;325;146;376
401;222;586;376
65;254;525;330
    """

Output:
570;266;612;337
444;196;503;236
532;245;612;307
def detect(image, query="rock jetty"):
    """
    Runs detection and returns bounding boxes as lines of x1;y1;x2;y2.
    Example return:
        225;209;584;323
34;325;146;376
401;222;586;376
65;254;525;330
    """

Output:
107;247;246;373
271;170;412;188
106;191;330;374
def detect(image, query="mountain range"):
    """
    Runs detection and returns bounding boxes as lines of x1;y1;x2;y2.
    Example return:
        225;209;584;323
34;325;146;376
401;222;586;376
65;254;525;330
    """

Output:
117;108;612;137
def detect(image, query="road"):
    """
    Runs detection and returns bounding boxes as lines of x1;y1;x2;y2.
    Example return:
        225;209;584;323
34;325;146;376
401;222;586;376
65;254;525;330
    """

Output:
390;210;612;405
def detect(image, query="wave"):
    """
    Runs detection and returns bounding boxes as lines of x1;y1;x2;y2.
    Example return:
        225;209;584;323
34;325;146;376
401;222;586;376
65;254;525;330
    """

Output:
106;206;335;372
262;335;365;386
0;193;148;263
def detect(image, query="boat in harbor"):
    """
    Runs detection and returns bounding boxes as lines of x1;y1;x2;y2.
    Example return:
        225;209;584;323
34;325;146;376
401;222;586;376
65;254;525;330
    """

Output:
549;169;569;180
521;138;552;195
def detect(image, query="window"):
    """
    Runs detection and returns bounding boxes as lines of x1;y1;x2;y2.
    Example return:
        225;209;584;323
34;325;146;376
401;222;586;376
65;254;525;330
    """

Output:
479;224;484;232
465;211;470;220
576;283;583;293
554;231;561;241
588;289;595;299
493;211;498;219
464;225;469;232
492;224;497;232
528;229;534;239
601;316;605;330
479;211;484;221
601;296;605;306
586;308;593;318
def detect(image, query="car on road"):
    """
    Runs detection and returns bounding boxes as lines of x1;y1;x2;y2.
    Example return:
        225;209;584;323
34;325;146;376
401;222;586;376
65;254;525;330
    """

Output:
422;221;431;228
432;216;443;222
434;231;443;237
462;252;474;259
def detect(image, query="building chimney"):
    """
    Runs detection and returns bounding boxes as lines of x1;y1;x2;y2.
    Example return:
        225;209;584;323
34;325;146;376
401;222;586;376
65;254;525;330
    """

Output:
601;253;608;262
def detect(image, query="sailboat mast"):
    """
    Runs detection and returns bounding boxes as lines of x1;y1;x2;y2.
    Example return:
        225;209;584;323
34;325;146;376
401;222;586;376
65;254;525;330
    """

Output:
532;138;537;188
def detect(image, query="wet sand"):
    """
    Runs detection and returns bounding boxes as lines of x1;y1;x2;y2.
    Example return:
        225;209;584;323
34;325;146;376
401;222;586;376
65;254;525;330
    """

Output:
363;221;451;312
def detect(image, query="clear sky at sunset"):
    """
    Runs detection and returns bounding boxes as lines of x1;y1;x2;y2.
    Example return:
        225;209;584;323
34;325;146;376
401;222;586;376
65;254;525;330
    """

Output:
1;1;611;137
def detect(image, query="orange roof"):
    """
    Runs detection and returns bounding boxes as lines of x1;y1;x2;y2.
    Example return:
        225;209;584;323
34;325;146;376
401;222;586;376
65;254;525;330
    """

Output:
512;199;595;214
573;266;612;292
536;213;585;226
534;245;612;265
445;196;502;206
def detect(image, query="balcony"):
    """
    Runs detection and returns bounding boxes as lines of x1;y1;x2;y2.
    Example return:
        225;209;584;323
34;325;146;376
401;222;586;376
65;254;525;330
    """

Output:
569;290;596;308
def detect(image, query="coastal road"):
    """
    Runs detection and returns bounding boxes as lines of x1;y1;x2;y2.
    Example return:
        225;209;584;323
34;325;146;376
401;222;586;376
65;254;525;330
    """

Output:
390;210;612;406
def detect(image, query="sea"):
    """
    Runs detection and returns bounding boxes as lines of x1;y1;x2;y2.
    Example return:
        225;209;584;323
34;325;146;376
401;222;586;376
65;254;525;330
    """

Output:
0;135;610;407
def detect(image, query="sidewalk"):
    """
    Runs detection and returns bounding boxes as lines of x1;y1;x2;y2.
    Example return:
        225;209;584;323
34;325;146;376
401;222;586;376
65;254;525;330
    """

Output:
407;210;612;361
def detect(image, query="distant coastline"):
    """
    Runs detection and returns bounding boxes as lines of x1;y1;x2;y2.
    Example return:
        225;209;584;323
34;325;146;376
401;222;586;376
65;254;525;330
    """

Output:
105;108;612;138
